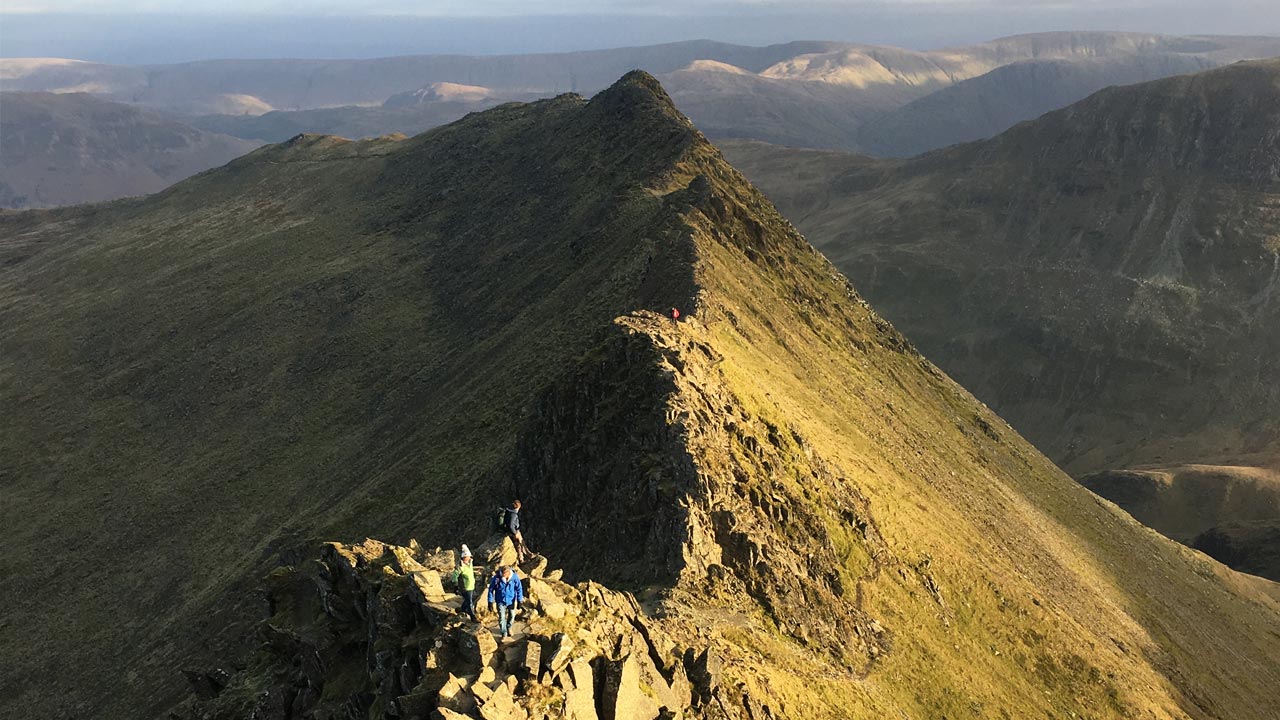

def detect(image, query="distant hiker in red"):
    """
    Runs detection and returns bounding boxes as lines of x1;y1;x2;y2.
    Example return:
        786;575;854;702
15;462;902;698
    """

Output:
671;307;681;320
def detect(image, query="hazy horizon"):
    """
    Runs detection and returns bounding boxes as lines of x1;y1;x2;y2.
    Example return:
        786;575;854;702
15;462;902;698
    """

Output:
3;2;1279;64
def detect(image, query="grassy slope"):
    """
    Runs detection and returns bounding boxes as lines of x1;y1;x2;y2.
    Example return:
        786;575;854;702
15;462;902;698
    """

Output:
3;72;1279;720
647;132;1280;719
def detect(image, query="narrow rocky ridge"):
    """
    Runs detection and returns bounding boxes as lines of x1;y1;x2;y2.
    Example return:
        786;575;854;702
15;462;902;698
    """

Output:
171;536;737;720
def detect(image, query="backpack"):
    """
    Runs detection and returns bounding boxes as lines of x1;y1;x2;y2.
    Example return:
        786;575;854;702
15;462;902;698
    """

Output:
493;507;507;532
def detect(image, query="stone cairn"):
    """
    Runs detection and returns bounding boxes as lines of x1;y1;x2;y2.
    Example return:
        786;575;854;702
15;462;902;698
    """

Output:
175;536;724;720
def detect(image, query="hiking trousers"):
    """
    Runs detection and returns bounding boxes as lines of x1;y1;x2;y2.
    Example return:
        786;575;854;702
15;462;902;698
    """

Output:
496;604;516;636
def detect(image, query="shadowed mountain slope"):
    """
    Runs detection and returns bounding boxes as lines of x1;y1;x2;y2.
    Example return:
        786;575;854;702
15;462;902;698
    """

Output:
856;54;1216;156
723;59;1280;579
0;91;259;207
723;59;1280;476
4;72;1280;720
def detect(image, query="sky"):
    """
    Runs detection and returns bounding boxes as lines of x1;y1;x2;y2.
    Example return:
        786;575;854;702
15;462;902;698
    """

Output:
2;1;1278;63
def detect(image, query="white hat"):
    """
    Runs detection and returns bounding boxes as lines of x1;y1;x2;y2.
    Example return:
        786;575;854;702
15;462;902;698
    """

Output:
460;543;472;558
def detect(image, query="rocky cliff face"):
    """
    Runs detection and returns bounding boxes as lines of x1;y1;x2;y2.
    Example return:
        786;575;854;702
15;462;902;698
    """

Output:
6;72;1280;720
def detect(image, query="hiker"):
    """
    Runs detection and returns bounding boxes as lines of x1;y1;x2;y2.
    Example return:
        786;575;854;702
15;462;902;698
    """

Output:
452;544;478;622
487;565;525;638
503;499;530;562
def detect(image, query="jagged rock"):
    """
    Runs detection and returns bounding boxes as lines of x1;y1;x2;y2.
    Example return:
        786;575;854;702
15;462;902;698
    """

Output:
520;555;549;576
478;682;524;720
559;658;599;720
437;674;475;714
410;569;448;603
392;545;429;574
437;709;474;720
478;665;497;686
529;578;569;620
668;659;693;710
521;639;542;681
543;632;574;676
544;569;564;582
685;648;721;705
626;640;680;712
602;655;661;720
457;624;499;669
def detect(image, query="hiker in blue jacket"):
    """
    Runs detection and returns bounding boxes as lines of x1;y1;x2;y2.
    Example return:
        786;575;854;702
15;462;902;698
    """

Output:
487;565;525;638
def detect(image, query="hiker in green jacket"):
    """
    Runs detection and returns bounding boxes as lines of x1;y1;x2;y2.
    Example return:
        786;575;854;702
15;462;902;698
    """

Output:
453;544;478;622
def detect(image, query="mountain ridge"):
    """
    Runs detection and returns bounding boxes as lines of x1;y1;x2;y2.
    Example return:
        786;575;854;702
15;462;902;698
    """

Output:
4;71;1280;720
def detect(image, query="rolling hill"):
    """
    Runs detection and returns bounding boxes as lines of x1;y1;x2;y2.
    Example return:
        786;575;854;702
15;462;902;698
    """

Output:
4;71;1280;720
0;91;259;208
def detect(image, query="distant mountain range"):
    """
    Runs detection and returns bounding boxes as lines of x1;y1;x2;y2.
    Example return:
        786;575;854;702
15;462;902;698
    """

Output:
6;32;1280;158
0;92;259;208
723;58;1280;579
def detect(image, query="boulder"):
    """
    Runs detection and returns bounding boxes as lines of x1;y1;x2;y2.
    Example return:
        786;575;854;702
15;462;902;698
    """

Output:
520;554;549;577
602;655;661;720
477;534;519;567
410;569;447;603
437;709;474;720
471;679;495;706
436;674;475;714
457;624;499;669
544;569;564;582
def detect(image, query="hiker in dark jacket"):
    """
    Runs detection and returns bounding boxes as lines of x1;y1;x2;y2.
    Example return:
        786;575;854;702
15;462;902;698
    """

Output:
452;545;478;622
504;499;530;562
487;565;525;638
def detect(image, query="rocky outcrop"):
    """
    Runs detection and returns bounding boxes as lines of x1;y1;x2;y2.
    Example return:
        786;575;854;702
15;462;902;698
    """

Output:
512;311;893;671
172;537;743;720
